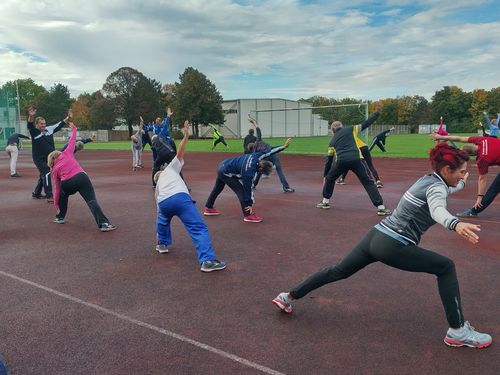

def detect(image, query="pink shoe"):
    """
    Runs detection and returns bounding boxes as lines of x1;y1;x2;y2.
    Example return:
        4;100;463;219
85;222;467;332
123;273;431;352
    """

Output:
243;213;263;223
203;208;221;216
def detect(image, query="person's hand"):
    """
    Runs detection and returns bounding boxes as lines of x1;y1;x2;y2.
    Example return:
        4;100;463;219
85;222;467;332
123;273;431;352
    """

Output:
374;101;383;112
140;115;144;123
28;107;36;116
473;196;483;209
284;138;292;148
68;109;73;119
91;134;97;141
183;120;190;137
248;118;257;126
455;222;480;244
429;132;442;141
166;107;173;117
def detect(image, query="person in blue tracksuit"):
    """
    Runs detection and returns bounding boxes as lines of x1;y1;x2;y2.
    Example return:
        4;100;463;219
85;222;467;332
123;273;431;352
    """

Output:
204;138;292;223
154;120;226;272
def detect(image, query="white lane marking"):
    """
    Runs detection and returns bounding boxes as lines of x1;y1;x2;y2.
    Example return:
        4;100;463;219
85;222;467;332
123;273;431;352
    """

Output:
0;270;286;375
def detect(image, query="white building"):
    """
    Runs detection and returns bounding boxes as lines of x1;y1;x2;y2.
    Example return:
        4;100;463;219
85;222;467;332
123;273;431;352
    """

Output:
201;98;330;139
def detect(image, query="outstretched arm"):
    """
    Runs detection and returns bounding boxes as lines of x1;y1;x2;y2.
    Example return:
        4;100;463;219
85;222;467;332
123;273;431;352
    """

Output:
429;133;470;143
63;123;77;156
159;107;173;138
258;138;291;160
176;120;190;161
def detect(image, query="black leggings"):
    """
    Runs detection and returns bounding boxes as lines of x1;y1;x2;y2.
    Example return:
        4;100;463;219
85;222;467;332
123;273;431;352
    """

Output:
290;228;464;328
323;159;384;207
57;172;109;227
472;172;500;214
213;137;228;148
205;172;251;216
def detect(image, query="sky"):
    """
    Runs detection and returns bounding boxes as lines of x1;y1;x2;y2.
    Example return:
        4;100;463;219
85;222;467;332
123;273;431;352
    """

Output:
1;0;499;102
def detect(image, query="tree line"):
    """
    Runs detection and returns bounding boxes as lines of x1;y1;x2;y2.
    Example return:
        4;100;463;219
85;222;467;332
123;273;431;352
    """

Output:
1;67;499;136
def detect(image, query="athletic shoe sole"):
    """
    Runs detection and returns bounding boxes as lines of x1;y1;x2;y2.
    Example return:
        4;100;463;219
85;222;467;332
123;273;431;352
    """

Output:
444;337;492;349
100;227;117;232
203;212;221;216
200;265;226;272
243;218;263;223
272;298;293;314
156;248;169;254
53;220;65;224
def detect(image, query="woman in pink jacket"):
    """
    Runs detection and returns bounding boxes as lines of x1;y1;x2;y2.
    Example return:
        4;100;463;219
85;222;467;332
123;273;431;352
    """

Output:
47;123;116;232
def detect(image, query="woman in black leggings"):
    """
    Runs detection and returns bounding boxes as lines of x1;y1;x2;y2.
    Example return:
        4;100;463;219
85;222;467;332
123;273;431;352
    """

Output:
273;143;492;349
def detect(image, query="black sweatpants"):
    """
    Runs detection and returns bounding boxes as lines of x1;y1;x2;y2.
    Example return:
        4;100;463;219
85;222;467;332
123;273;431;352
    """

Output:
290;228;464;328
212;137;228;149
205;172;251;217
341;146;380;182
472;172;500;214
33;158;52;197
57;172;109;227
323;159;384;207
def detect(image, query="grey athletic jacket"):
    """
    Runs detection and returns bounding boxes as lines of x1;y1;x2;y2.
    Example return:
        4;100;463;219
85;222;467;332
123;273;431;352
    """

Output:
378;172;463;245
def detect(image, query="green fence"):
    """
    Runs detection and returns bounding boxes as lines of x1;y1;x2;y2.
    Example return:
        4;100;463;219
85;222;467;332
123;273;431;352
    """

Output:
0;88;20;148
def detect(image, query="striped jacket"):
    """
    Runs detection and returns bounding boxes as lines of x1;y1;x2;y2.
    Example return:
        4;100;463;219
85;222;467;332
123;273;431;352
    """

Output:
379;172;463;245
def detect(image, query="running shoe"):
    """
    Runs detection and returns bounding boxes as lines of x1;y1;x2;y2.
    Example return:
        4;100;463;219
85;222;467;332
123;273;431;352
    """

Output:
46;196;54;203
376;180;384;188
336;178;346;185
377;208;391;216
100;223;117;232
272;292;293;314
53;218;65;224
316;202;330;209
283;187;295;193
203;208;221;216
32;193;47;199
244;213;263;223
200;260;227;272
10;173;21;177
456;209;478;217
155;244;169;254
444;321;492;348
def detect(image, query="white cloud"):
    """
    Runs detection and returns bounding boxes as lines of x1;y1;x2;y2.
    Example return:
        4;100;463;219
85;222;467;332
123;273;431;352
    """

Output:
0;0;498;101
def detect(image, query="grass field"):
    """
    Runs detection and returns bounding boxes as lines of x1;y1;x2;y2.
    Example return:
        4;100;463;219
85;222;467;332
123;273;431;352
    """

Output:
53;133;476;158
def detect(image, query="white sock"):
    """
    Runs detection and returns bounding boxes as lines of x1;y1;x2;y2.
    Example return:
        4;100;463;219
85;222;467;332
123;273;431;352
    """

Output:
323;198;329;204
377;205;385;210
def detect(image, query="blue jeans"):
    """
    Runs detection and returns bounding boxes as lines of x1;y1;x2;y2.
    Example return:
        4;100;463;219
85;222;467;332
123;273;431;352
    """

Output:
157;193;216;264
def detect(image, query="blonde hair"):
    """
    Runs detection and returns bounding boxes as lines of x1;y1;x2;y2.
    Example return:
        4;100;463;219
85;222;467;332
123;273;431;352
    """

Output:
76;141;84;151
47;151;62;168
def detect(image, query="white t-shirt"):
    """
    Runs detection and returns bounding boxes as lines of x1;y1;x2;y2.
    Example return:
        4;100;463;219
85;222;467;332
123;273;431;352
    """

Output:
155;157;190;203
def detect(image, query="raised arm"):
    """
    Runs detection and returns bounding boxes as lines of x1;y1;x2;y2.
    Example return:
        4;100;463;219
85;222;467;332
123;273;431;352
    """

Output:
258;138;291;160
19;134;30;140
159;107;173;138
176;120;190;161
63;123;78;156
360;111;381;131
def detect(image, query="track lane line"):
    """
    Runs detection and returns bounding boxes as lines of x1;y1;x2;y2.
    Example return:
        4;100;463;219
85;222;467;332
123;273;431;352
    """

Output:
0;270;286;375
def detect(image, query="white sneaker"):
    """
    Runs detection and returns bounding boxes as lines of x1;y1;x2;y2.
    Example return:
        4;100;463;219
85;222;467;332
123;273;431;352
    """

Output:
156;244;169;254
444;321;492;348
272;292;293;314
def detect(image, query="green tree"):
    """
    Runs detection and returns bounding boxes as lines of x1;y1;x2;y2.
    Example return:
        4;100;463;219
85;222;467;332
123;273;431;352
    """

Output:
102;67;161;135
1;78;47;113
431;86;473;132
485;87;500;115
32;83;73;124
88;91;115;130
470;89;488;130
173;67;224;138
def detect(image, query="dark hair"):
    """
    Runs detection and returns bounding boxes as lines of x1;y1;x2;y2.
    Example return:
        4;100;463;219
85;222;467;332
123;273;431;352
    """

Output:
249;129;254;134
247;142;254;151
429;143;469;172
258;160;273;175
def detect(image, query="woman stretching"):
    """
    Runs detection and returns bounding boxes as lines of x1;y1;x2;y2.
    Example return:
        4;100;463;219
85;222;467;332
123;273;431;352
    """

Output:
273;143;491;349
48;123;116;232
